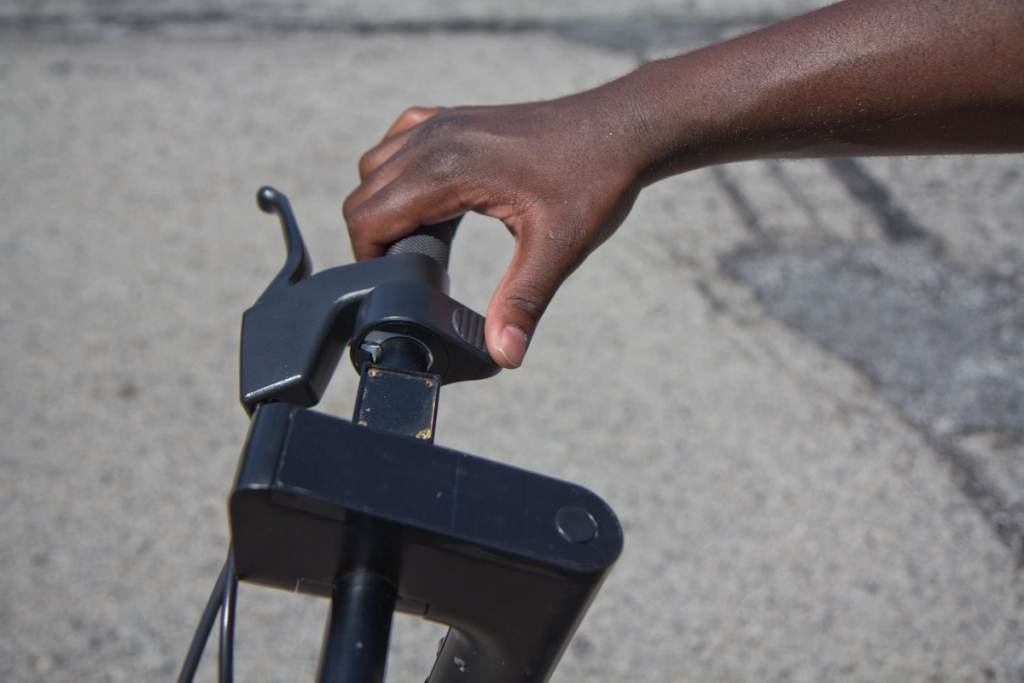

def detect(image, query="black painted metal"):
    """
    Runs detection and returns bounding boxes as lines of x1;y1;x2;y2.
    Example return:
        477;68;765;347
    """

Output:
317;571;397;683
372;335;433;374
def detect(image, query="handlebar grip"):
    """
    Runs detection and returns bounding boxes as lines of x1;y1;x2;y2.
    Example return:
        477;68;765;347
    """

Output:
385;217;461;270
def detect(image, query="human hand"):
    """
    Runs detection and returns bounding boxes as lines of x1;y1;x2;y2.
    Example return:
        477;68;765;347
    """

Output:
343;89;649;368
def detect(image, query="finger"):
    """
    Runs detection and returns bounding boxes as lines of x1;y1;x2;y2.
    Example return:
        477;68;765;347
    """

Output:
344;143;415;226
484;220;581;369
345;174;466;261
358;128;412;180
382;106;442;141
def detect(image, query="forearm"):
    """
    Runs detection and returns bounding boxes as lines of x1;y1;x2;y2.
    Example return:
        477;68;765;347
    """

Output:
608;0;1024;183
346;0;1024;367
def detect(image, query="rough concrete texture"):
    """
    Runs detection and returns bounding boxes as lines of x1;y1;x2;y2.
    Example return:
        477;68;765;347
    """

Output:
1;0;831;25
726;242;1024;438
2;2;1023;682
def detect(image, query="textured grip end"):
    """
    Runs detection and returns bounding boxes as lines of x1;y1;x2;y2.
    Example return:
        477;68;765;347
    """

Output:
385;217;461;270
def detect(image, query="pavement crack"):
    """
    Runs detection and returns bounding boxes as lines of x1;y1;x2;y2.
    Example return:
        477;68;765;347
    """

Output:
929;436;1024;566
764;160;830;237
725;240;1024;564
825;158;931;243
693;277;729;316
2;10;783;49
711;167;768;240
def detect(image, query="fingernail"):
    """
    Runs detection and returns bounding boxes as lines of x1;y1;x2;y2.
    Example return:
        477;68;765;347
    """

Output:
497;324;529;368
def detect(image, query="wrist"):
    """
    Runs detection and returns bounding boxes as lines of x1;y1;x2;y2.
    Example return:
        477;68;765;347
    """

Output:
617;56;748;185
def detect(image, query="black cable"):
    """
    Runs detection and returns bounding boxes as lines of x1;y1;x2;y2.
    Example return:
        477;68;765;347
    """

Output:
218;549;239;683
177;551;230;683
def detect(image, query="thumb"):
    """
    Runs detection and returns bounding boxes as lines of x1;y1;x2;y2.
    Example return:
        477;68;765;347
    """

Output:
485;225;577;369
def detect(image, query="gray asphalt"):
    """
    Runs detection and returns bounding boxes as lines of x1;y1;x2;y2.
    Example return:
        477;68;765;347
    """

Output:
2;2;1023;682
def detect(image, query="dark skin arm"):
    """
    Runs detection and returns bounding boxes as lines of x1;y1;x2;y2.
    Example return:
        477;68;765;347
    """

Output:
344;0;1024;368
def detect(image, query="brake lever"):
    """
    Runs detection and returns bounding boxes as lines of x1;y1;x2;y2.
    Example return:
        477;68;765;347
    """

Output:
238;186;498;413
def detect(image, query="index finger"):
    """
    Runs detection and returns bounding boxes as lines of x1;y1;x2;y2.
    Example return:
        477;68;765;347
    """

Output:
382;106;443;141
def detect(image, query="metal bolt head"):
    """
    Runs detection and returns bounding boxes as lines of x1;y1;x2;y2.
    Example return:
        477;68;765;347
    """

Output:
555;506;598;544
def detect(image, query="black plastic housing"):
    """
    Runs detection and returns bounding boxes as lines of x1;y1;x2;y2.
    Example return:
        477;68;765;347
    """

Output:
230;403;623;683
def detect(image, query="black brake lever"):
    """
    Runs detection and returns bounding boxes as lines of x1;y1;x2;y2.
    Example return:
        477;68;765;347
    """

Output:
238;187;497;414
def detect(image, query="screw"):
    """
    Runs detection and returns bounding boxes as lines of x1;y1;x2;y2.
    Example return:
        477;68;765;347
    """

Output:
555;506;598;544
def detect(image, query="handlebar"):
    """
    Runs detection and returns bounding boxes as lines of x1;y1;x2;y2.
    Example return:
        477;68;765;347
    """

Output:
385;217;462;270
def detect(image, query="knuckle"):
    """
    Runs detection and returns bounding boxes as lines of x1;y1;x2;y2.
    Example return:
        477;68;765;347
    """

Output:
341;194;357;223
343;199;368;233
504;282;550;321
422;145;470;180
401;105;428;122
415;111;467;142
409;136;475;184
357;150;377;178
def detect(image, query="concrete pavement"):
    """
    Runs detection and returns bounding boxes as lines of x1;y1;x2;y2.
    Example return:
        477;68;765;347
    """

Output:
2;2;1022;682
